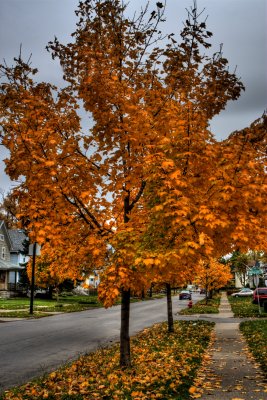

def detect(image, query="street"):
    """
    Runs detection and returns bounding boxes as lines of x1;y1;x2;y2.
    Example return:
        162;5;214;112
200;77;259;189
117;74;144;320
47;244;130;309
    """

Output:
0;294;201;392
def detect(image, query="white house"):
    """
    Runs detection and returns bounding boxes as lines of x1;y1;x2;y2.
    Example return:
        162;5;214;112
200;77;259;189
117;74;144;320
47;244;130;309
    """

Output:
84;270;101;288
0;220;29;298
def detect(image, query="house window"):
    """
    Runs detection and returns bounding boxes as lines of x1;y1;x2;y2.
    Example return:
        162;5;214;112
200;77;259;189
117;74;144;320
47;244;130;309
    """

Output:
1;247;6;259
0;272;6;283
0;234;4;241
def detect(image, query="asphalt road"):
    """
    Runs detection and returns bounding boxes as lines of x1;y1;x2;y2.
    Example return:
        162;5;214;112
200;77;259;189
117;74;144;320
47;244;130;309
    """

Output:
0;294;202;393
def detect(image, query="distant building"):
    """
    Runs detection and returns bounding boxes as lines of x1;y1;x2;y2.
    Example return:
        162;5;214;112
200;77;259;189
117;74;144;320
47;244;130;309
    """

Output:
85;270;101;288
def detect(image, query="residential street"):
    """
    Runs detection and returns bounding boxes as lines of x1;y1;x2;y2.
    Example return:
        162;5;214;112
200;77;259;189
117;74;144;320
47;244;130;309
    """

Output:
0;294;201;393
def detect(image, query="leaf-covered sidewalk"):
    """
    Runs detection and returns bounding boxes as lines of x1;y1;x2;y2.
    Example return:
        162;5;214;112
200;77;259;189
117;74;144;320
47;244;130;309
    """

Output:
195;292;267;400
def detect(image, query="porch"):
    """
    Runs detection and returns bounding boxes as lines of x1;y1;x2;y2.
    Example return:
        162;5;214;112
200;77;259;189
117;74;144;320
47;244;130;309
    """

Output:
0;259;25;298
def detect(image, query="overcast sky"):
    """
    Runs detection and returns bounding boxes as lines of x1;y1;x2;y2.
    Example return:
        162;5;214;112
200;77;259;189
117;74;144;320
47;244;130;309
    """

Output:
0;0;266;193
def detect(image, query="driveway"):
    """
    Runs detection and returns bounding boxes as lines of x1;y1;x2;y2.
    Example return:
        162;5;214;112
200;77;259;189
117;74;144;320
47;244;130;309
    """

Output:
0;294;202;392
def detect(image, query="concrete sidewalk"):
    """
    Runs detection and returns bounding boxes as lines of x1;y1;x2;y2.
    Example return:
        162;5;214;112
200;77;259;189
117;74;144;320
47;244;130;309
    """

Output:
198;292;266;399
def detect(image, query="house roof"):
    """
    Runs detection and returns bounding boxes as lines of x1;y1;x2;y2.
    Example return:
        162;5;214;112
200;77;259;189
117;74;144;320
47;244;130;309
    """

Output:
0;220;12;249
0;259;24;271
8;229;27;252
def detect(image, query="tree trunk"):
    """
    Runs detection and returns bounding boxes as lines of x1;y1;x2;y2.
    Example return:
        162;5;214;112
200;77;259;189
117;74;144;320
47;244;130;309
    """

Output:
141;289;145;300
208;289;213;299
120;288;131;367
166;283;174;333
149;284;153;298
205;285;208;304
48;285;53;300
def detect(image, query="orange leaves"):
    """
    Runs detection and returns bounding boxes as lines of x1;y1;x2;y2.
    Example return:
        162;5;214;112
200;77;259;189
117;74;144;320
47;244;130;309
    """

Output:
92;248;101;257
199;232;206;246
2;321;214;400
153;204;164;212
189;386;197;394
161;160;174;170
195;259;232;292
143;258;155;267
131;391;145;398
1;0;267;335
98;256;150;308
44;160;55;167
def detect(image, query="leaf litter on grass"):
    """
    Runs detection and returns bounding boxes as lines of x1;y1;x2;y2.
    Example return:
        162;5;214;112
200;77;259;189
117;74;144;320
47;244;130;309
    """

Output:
1;321;214;400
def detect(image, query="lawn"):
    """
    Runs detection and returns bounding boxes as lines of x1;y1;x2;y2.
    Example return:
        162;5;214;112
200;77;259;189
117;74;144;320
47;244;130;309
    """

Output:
179;294;221;315
240;320;267;377
227;295;267;318
0;293;165;318
1;320;214;400
0;295;103;318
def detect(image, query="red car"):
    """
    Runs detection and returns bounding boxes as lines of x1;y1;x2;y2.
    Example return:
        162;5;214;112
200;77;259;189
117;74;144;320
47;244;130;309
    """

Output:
252;287;267;306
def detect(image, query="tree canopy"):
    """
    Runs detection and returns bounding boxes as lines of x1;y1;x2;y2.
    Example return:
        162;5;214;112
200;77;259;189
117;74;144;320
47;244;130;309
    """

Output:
1;0;266;367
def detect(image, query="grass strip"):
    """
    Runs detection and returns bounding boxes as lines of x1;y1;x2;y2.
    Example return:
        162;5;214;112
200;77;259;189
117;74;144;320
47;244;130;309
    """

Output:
1;320;214;400
228;296;267;318
0;311;54;318
179;294;220;315
240;320;267;377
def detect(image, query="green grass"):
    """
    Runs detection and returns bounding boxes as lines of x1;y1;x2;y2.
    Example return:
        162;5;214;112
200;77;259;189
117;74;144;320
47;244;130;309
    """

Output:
1;320;214;400
0;295;103;318
0;298;31;309
0;311;52;318
240;320;267;376
0;293;166;319
179;294;221;315
228;295;267;318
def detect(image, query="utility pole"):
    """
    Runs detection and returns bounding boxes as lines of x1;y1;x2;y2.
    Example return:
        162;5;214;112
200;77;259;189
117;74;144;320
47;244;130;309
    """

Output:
29;242;37;315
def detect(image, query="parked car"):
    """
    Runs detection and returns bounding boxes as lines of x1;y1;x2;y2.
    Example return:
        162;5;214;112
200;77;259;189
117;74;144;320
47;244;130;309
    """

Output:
231;288;254;297
179;290;192;300
252;287;267;305
26;288;50;299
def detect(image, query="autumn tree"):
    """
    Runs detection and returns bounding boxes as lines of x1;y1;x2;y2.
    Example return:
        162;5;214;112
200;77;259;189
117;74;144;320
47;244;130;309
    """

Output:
194;258;232;301
135;2;245;332
133;250;191;332
138;11;267;330
211;114;267;254
0;0;170;367
0;0;266;369
0;190;19;228
146;111;267;317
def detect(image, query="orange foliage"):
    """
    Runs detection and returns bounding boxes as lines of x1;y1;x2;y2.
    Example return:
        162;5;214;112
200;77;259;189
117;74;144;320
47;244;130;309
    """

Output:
0;0;252;298
194;259;233;293
1;0;266;366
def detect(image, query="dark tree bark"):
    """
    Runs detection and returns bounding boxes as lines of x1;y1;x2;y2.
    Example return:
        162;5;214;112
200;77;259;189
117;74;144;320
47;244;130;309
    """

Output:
208;289;214;299
48;285;53;300
166;283;174;332
120;288;131;367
